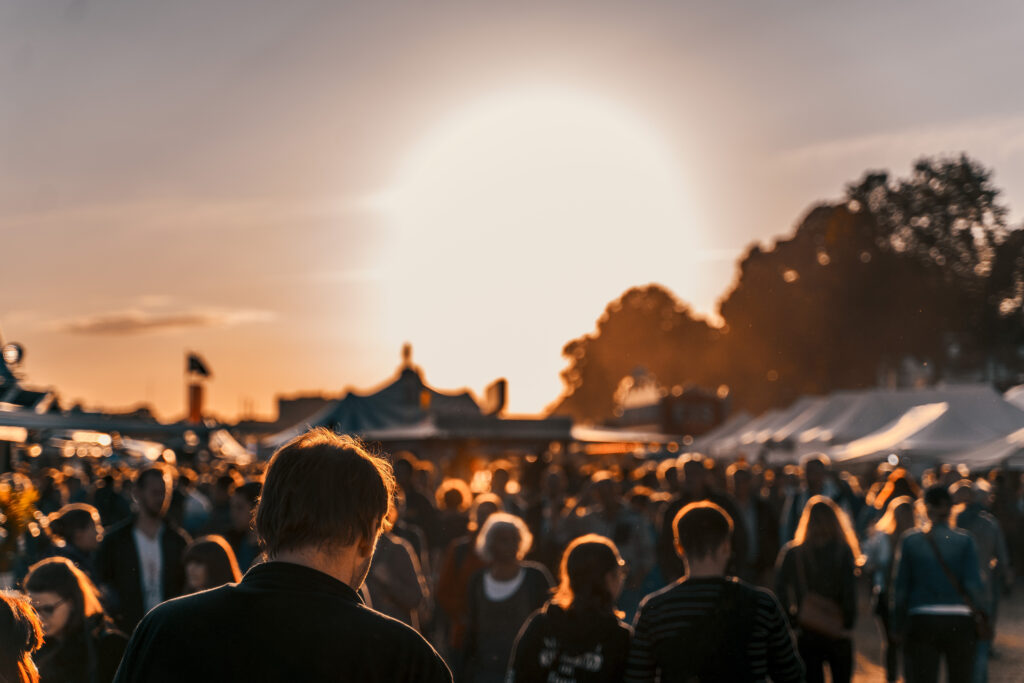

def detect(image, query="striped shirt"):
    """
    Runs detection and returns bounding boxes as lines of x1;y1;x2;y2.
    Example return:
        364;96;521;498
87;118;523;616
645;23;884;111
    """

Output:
624;576;804;683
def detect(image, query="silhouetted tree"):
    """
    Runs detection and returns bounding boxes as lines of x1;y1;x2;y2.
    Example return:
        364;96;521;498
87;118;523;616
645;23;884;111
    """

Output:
550;285;719;423
553;155;1024;420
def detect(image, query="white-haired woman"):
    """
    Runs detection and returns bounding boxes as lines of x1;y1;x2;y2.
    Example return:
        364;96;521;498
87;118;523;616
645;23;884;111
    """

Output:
462;512;553;683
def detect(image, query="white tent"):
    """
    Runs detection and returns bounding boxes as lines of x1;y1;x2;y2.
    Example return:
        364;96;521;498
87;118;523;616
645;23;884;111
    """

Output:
690;411;752;454
803;385;1023;447
744;396;819;445
833;387;1024;463
770;395;860;444
704;408;783;457
833;403;950;462
946;428;1024;471
1006;385;1024;412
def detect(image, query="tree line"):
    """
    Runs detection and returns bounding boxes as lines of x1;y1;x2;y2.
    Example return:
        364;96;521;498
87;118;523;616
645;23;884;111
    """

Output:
552;155;1024;422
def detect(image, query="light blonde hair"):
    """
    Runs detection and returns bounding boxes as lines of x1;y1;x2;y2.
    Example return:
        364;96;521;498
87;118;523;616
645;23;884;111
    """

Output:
794;495;863;564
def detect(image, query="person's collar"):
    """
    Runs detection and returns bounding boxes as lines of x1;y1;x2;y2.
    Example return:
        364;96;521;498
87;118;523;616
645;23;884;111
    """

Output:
241;561;363;604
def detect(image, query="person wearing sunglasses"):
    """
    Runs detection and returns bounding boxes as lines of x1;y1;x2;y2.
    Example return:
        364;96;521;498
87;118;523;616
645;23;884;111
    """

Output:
24;556;127;683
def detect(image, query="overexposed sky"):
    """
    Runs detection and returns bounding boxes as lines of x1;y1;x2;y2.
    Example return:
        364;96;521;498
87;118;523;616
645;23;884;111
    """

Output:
4;1;1024;419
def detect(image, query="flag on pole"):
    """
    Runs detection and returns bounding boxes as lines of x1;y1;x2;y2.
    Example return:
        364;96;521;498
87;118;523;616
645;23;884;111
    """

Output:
187;353;211;378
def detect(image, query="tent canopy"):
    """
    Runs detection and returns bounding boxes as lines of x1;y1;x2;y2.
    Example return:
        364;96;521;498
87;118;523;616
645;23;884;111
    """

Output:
946;427;1024;471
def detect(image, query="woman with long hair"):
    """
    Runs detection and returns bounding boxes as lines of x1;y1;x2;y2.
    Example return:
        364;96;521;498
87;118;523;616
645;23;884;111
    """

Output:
863;496;916;683
507;534;631;683
0;593;44;683
24;556;127;683
463;512;553;683
775;496;860;683
183;535;243;593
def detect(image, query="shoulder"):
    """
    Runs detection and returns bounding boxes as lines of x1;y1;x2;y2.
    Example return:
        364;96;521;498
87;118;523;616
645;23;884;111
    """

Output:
164;522;191;545
103;518;135;540
898;528;924;546
637;579;685;613
522;561;554;585
387;533;418;557
746;582;785;613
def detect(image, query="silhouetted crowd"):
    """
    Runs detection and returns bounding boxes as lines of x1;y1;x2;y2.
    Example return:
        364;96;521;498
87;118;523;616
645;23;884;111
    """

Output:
0;437;1020;682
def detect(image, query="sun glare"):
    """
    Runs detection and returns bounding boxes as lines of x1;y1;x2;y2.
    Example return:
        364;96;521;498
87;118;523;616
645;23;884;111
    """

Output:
376;85;701;412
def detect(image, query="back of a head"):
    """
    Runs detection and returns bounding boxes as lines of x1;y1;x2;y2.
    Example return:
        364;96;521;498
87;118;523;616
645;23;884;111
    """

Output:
924;483;952;507
255;428;395;557
48;504;100;543
795;496;861;559
553;534;623;617
673;501;733;562
0;593;43;683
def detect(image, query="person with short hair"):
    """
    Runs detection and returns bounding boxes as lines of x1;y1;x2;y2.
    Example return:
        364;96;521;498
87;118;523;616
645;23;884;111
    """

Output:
113;428;451;682
625;502;803;683
0;592;44;683
892;484;985;683
95;464;191;632
25;556;127;683
952;478;1012;683
463;512;553;683
508;534;632;683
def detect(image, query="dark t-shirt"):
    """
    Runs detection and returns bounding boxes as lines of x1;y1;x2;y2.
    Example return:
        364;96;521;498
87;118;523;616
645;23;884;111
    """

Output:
113;562;452;683
508;603;632;683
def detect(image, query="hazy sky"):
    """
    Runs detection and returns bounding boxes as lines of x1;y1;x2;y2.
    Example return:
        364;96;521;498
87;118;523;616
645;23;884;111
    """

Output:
4;1;1024;420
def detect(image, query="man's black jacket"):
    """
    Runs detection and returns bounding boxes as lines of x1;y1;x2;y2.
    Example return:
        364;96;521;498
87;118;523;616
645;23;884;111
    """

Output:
95;517;191;632
113;562;453;683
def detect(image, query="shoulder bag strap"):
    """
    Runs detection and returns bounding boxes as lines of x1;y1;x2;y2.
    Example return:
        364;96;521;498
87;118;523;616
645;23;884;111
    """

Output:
923;531;979;613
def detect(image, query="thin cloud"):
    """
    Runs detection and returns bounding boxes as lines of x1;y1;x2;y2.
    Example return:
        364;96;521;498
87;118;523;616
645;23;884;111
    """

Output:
777;115;1024;169
53;308;276;336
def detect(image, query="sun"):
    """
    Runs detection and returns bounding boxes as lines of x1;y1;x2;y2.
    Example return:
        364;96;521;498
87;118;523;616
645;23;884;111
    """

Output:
373;85;701;412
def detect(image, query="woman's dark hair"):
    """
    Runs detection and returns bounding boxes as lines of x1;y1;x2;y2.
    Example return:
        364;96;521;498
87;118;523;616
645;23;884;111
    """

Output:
24;557;105;636
0;593;43;683
552;534;624;617
47;504;100;546
255;429;395;556
183;536;243;589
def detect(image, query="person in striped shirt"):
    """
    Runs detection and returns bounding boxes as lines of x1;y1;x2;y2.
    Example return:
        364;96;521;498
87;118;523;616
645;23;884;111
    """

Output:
625;501;804;682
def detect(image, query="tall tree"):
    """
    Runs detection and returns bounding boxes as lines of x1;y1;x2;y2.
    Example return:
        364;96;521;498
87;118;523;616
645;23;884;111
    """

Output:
550;285;719;423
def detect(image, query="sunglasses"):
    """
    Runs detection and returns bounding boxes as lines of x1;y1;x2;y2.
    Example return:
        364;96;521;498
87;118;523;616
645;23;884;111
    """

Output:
33;599;66;617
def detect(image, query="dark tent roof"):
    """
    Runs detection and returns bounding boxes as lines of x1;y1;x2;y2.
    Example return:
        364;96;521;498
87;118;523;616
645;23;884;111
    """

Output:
266;366;482;446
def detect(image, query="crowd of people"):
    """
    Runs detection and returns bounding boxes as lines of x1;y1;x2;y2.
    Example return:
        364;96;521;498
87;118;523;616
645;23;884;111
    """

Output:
0;430;1020;682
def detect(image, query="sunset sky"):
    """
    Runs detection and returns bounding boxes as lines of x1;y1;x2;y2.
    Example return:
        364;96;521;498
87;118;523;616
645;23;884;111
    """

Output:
4;1;1024;420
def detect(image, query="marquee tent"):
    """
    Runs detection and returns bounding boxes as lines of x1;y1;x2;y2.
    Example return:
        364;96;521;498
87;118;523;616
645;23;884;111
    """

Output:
690;411;752;454
1007;385;1024;412
833;387;1024;463
264;366;481;449
804;385;1017;449
946;428;1024;470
